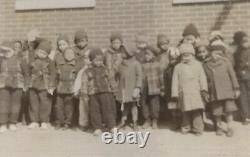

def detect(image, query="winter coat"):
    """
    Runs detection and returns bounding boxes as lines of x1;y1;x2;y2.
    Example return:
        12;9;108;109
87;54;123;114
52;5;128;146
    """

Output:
80;64;112;95
116;57;142;103
203;57;239;102
157;50;170;73
54;52;77;94
104;47;123;96
28;57;56;91
172;59;208;112
142;60;164;95
234;47;250;81
0;55;28;89
134;49;146;64
73;46;90;72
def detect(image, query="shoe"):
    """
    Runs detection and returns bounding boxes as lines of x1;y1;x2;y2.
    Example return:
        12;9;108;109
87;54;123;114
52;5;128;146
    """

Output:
41;123;48;129
9;124;17;132
194;132;203;136
93;129;102;136
0;125;7;133
63;124;70;130
216;128;224;136
142;119;151;129
79;126;89;132
242;120;250;125
152;119;158;129
226;128;234;137
131;122;138;131
54;124;61;130
28;122;39;129
117;119;126;129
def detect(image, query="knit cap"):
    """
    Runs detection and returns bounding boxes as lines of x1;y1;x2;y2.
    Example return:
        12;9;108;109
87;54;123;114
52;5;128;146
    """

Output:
74;29;88;44
37;40;52;54
157;34;169;47
179;43;195;55
89;48;104;61
110;32;123;43
196;39;209;48
182;23;200;38
57;34;70;44
233;31;248;45
209;40;226;52
209;30;224;42
135;32;149;43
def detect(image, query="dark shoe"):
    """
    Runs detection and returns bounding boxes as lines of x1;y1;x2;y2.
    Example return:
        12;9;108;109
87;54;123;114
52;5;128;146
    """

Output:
142;119;151;129
152;119;158;129
63;124;70;130
194;132;203;136
242;120;250;125
54;124;61;130
226;128;234;137
131;122;138;131
117;119;126;129
216;128;224;136
79;126;89;132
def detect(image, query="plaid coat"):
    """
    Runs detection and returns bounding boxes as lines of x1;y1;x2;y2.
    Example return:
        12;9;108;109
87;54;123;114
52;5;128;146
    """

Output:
142;60;164;95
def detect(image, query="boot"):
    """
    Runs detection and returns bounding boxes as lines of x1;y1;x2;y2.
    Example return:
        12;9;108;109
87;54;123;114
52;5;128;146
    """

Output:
117;117;126;129
142;119;151;129
152;119;158;129
132;121;138;131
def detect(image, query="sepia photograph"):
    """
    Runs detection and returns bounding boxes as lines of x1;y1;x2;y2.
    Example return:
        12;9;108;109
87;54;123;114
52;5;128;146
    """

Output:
0;0;250;157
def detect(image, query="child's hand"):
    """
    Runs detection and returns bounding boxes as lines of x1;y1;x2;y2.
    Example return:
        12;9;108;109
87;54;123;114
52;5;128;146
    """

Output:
48;88;55;95
132;88;140;99
201;90;209;103
235;90;241;98
23;87;28;92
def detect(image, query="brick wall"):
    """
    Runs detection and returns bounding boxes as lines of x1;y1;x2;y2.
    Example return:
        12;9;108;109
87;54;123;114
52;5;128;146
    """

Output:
0;0;250;49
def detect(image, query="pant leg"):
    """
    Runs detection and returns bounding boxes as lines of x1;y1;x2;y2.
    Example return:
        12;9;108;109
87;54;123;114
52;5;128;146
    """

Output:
39;90;52;123
131;102;138;122
9;89;22;124
0;89;10;124
29;89;40;123
239;81;250;120
142;96;150;120
181;111;191;132
191;109;204;133
89;95;102;130
55;94;64;125
149;95;160;119
79;95;89;127
64;95;74;125
99;93;116;129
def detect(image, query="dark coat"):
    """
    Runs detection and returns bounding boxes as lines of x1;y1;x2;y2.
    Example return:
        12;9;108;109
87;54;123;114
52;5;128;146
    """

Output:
234;47;250;81
73;46;90;72
203;57;239;102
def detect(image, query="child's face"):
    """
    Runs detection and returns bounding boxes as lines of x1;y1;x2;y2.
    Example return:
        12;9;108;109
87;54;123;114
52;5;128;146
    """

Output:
58;40;69;52
76;38;88;49
197;46;209;61
136;41;147;50
182;53;193;63
241;36;249;49
36;49;48;59
183;35;196;45
5;49;15;58
211;50;222;61
111;39;122;51
145;51;155;62
160;43;169;51
28;42;36;51
14;42;22;54
92;55;104;67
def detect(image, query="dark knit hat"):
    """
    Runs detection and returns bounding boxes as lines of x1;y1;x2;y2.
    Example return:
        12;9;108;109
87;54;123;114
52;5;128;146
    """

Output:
209;40;226;52
182;23;200;38
135;32;149;43
110;32;123;43
57;34;70;44
157;34;169;47
37;40;52;54
74;29;88;44
89;48;104;61
233;31;248;45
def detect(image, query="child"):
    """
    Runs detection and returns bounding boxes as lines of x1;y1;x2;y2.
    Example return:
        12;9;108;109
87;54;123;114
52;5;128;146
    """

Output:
157;34;170;73
80;48;116;136
195;40;210;62
116;47;142;130
73;29;91;131
179;23;200;46
28;40;56;129
203;41;240;137
164;47;181;129
134;32;150;64
0;41;28;132
233;31;250;125
141;46;164;129
172;43;208;136
105;32;124;122
54;35;76;130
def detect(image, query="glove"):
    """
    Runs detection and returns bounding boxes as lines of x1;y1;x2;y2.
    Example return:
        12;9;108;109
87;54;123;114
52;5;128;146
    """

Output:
234;89;241;98
132;88;140;99
201;90;210;103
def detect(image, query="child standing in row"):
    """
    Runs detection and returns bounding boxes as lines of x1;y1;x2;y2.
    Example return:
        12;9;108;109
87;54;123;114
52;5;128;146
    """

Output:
54;35;76;130
172;43;208;136
0;41;28;132
81;48;116;136
203;41;240;137
28;40;55;129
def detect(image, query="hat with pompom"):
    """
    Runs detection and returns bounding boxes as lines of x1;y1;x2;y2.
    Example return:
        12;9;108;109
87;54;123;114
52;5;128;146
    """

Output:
182;23;200;38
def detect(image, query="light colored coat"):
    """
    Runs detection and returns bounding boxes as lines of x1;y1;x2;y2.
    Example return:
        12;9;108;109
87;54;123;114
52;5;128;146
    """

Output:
172;59;208;112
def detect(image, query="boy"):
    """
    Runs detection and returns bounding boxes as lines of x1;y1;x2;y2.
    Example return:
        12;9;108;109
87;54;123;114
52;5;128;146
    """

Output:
172;43;208;136
179;23;200;47
141;47;164;129
157;34;170;73
0;41;28;132
196;40;210;62
134;32;150;64
203;41;240;137
116;46;142;130
234;31;250;125
54;35;76;130
80;48;116;136
28;40;56;129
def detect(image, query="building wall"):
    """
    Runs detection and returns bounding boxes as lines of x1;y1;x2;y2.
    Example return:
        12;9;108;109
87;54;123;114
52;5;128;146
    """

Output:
0;0;250;49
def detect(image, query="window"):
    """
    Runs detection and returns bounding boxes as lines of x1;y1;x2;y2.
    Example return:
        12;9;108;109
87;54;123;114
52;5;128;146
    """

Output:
15;0;96;10
173;0;232;4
